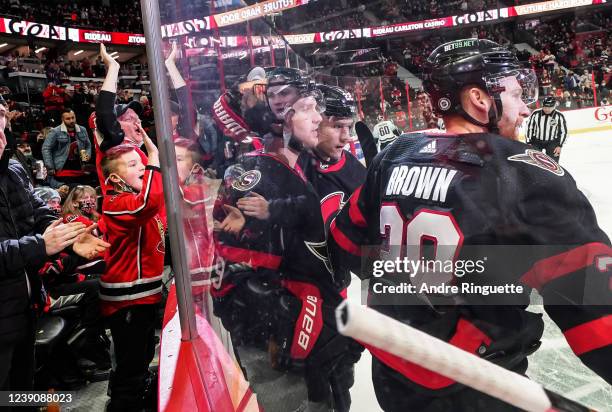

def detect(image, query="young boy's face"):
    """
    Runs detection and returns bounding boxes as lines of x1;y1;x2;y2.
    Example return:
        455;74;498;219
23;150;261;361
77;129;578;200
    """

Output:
175;146;195;185
111;150;146;192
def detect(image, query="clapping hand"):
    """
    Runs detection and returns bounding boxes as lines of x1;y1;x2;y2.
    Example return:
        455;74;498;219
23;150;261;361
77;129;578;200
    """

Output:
73;224;111;259
43;220;87;256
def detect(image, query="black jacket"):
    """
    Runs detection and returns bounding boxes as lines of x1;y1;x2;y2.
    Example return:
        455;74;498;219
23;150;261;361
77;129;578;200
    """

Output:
0;160;56;343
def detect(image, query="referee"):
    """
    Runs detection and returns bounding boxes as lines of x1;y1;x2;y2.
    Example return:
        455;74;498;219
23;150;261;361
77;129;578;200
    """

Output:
526;96;568;161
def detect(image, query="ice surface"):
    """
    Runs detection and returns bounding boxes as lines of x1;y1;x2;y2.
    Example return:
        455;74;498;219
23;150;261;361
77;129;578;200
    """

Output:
527;128;612;412
348;127;612;411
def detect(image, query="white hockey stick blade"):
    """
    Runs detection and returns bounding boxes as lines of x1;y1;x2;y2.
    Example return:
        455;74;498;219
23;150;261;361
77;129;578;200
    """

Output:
336;301;582;412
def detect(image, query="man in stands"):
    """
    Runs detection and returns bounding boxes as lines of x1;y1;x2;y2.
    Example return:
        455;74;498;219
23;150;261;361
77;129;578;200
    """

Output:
0;94;109;397
42;81;66;126
329;39;611;411
93;44;146;195
13;137;45;185
42;108;92;188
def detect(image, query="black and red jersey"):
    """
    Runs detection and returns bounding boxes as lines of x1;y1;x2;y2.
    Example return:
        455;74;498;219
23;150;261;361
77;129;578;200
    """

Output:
301;150;366;232
215;151;337;294
100;165;165;317
329;132;612;391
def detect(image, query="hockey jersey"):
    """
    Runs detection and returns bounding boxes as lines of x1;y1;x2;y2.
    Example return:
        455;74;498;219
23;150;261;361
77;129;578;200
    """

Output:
329;132;612;391
301;150;367;232
215;151;337;294
372;120;400;151
99;165;165;317
181;181;215;290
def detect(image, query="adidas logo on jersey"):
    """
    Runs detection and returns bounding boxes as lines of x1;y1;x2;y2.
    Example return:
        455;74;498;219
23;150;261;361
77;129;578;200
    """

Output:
419;140;437;154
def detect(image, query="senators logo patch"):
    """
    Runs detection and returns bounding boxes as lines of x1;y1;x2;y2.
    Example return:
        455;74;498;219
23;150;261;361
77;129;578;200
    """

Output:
232;170;261;192
508;149;564;176
155;216;165;253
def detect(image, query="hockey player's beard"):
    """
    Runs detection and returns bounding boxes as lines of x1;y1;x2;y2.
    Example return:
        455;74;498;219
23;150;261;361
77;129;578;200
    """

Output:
497;116;524;141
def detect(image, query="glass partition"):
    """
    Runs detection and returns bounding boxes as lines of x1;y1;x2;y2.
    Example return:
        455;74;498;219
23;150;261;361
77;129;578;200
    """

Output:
143;1;612;411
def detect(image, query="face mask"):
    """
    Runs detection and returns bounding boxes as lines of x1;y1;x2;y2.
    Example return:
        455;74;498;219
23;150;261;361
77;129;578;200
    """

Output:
78;199;96;215
105;174;135;193
50;204;61;216
184;163;205;186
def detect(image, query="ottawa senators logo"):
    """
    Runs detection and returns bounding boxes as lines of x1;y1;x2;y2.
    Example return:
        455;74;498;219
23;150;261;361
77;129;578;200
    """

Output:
155;216;165;253
508;149;564;176
232;170;261;192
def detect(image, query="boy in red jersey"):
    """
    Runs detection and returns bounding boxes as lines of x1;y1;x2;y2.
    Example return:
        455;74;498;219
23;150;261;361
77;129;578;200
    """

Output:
99;132;164;412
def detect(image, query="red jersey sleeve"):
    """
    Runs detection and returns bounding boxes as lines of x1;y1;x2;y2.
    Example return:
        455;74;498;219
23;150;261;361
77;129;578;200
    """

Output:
102;165;164;226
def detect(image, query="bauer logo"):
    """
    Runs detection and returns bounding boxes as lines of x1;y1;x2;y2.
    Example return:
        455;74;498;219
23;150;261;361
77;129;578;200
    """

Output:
297;295;318;351
508;149;564;176
438;97;451;111
232;170;261;191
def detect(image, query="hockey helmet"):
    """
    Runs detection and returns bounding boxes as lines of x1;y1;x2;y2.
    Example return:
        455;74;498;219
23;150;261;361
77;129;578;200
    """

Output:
542;96;557;108
265;67;314;118
317;84;356;119
423;39;538;128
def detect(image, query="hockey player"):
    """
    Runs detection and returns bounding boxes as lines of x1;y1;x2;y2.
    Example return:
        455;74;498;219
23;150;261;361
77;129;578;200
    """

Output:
526;96;568;161
265;67;305;121
329;39;612;411
372;115;401;151
304;84;367;232
213;80;359;411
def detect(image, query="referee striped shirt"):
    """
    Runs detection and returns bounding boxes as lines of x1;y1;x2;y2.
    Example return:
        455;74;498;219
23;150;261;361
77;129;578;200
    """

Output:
526;108;568;145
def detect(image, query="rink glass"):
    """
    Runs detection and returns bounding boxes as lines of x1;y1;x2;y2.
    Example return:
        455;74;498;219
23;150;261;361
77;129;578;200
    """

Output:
144;1;611;411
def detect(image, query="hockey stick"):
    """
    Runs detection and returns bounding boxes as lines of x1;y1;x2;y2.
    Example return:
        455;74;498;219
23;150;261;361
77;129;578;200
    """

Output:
335;301;596;412
355;121;378;167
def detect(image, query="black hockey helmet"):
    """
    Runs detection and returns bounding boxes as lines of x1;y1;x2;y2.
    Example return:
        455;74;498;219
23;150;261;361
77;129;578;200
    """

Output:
265;67;316;120
542;96;557;108
423;39;538;129
317;84;356;119
266;67;310;92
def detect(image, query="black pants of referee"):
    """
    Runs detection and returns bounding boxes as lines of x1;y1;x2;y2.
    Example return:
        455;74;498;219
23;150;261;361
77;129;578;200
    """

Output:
530;139;561;161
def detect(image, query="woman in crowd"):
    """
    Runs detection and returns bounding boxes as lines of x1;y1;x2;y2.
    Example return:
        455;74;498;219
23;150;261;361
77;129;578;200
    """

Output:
62;185;105;236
